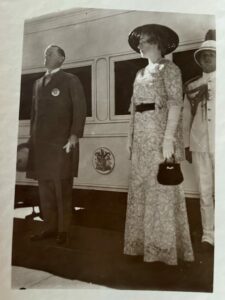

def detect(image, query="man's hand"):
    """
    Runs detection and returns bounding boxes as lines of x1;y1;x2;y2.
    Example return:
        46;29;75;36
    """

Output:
63;135;79;153
185;147;192;163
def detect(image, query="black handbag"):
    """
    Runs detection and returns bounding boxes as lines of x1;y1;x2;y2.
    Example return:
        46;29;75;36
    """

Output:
157;156;184;185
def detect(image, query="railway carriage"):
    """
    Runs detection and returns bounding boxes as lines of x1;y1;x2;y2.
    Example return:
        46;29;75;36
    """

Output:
15;7;215;208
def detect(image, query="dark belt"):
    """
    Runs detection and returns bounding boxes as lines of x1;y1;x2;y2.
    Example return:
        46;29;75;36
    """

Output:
135;103;155;113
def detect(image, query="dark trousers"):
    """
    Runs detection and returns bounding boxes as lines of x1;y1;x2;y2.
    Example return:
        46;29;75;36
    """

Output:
38;178;73;233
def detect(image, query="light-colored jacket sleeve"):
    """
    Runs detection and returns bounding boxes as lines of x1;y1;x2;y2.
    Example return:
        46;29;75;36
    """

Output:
182;93;193;148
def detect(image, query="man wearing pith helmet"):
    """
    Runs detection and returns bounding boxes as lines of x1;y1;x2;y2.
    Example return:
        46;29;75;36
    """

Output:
183;30;216;252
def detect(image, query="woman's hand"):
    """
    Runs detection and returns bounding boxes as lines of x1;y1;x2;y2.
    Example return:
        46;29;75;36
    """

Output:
162;138;174;160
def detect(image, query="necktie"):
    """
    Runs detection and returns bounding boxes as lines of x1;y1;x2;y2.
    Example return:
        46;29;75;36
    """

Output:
43;73;52;86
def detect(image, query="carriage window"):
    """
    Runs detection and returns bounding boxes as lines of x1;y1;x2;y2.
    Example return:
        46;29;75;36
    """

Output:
113;50;202;117
67;66;92;117
114;58;148;115
19;65;92;120
173;49;202;84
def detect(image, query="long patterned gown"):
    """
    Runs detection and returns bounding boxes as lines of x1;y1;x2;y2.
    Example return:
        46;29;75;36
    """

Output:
124;58;194;265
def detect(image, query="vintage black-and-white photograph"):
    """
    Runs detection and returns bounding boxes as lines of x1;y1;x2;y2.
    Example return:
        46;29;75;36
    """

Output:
12;7;215;292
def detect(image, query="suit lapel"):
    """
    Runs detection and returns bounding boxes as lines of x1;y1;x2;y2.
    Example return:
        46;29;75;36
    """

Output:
44;70;63;89
38;75;45;89
36;70;64;99
49;70;63;87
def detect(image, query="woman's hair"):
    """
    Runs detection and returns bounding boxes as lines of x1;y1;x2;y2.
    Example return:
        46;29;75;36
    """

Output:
136;28;167;56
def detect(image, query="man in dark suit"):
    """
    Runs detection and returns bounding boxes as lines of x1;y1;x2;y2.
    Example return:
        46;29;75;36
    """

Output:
27;44;86;245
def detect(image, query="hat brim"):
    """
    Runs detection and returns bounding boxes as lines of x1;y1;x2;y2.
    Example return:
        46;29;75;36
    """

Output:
128;24;179;55
194;47;216;65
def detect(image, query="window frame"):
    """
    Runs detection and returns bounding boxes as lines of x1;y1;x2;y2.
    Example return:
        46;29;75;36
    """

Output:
109;52;140;122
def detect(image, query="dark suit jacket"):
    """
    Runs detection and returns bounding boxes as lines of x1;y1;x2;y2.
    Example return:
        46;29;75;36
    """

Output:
26;70;86;180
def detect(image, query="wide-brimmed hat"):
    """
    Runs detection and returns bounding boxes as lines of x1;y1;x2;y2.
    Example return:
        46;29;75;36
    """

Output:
128;24;179;55
17;143;29;172
194;40;216;66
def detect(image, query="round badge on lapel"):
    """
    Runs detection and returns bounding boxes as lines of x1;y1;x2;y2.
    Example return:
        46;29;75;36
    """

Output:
51;88;60;96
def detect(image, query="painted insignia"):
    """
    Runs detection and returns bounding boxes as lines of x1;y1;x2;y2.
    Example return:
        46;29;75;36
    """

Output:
92;147;115;175
51;88;60;96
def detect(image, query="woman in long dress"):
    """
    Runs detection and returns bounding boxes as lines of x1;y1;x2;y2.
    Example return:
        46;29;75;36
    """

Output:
124;24;194;265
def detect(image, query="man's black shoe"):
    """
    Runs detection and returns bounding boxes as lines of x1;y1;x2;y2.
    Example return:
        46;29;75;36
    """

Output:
30;231;56;241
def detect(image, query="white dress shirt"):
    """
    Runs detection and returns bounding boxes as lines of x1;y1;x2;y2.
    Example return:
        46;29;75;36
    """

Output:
45;67;60;76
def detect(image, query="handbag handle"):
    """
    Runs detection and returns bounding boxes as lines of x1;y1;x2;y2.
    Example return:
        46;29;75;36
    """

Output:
164;154;176;164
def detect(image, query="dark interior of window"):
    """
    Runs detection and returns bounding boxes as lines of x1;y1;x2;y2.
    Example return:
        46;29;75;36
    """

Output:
114;58;148;115
173;49;202;84
114;49;203;115
19;66;92;120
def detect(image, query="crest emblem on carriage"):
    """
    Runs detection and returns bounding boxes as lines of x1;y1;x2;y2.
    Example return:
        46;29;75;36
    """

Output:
92;147;115;174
